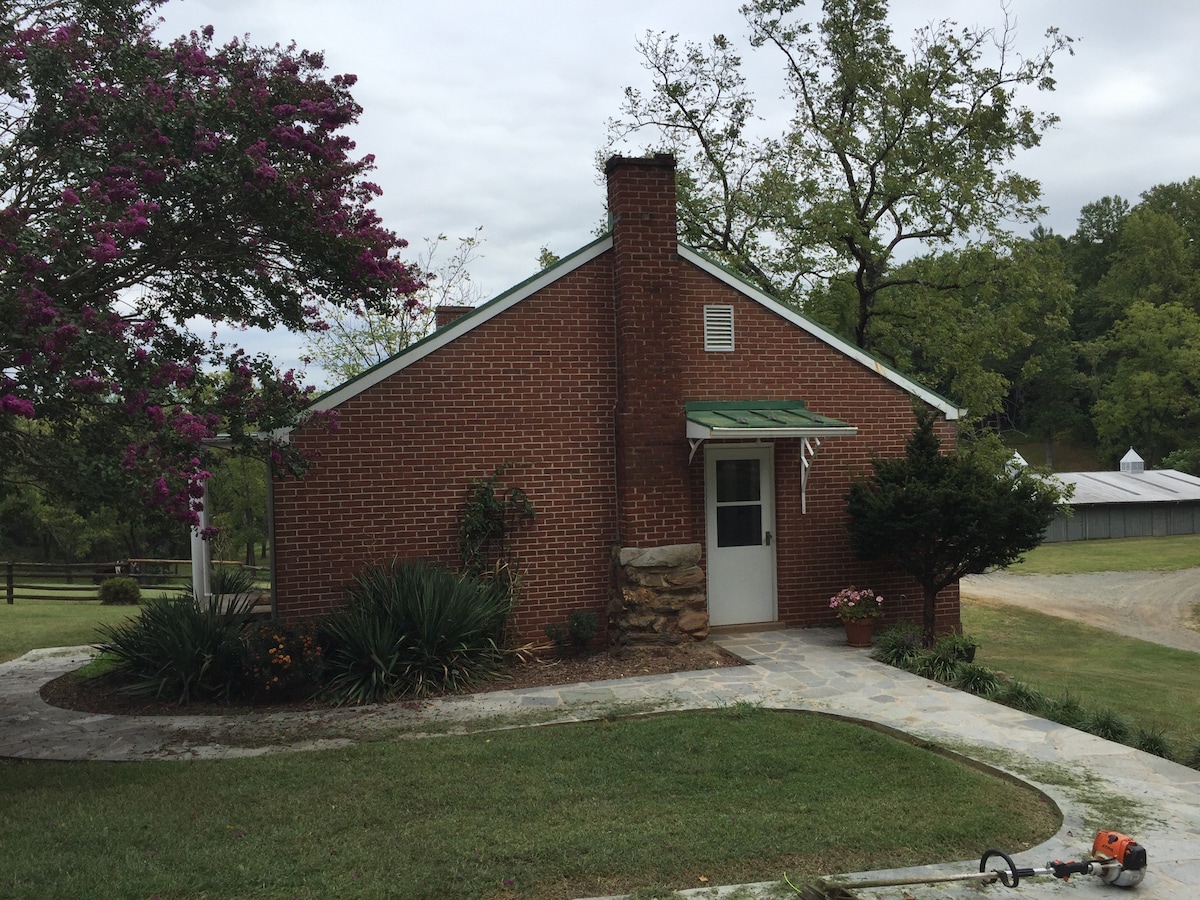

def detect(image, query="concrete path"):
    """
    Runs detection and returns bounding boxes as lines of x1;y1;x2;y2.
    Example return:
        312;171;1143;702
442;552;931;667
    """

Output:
2;629;1198;898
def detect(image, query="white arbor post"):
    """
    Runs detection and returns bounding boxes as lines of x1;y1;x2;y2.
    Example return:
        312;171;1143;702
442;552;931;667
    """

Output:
189;482;212;601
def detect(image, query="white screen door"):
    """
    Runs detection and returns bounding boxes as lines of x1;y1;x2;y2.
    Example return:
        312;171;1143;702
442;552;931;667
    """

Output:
705;444;776;626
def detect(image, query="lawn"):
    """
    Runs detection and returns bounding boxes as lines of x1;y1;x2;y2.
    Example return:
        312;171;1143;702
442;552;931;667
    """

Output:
962;534;1200;749
0;707;1059;900
0;599;140;663
961;598;1200;745
1005;533;1200;574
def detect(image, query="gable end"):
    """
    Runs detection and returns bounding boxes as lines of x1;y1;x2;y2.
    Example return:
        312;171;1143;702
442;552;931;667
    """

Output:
679;245;962;420
307;234;615;414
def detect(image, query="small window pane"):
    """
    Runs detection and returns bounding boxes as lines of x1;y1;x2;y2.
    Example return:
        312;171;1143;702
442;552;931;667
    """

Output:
717;506;762;547
716;458;760;503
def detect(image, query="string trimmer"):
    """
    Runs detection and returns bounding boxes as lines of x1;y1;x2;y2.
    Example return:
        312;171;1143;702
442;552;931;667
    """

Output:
788;830;1147;898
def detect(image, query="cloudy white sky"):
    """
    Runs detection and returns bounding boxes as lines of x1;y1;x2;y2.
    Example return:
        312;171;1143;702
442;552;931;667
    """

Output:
157;0;1200;385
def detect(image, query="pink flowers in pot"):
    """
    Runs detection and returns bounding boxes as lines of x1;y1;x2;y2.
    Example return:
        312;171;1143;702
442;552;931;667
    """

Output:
829;586;883;621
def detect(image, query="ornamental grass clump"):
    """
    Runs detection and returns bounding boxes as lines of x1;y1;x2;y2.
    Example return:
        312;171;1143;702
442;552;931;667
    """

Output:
320;558;513;705
871;622;923;667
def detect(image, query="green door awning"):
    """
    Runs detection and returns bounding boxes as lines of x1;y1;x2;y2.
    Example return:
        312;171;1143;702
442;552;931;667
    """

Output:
686;401;857;514
685;401;857;441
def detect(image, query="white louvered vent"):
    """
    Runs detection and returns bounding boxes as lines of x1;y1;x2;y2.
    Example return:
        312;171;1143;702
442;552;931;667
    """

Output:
704;305;735;352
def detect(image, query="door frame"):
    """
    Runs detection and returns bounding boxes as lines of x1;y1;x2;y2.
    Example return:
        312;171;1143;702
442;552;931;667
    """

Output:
704;442;777;626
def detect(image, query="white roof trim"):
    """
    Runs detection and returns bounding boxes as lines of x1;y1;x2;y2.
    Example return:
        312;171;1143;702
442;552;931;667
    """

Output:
308;236;615;414
678;246;963;420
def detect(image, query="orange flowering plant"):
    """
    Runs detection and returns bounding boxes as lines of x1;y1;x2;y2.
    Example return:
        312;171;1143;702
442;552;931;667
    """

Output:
242;621;323;698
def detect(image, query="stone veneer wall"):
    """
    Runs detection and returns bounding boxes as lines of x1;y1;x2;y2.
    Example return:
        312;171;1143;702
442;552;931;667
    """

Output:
609;544;710;643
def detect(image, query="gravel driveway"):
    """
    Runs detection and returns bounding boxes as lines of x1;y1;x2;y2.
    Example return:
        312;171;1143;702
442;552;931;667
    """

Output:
961;568;1200;653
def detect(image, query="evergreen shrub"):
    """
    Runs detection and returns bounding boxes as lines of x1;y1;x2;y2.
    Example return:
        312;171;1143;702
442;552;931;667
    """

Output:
98;576;141;606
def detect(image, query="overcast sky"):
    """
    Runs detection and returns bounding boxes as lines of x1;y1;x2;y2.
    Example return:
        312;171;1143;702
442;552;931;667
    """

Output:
157;0;1200;385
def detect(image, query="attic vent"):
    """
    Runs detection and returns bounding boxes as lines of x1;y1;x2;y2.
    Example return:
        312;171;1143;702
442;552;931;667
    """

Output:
704;305;734;352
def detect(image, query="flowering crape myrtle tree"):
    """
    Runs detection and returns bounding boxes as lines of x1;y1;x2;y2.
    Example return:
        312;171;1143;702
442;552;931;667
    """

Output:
0;0;421;530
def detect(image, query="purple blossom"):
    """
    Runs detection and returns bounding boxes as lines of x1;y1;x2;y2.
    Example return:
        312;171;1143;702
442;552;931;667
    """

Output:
87;232;121;262
1;395;36;418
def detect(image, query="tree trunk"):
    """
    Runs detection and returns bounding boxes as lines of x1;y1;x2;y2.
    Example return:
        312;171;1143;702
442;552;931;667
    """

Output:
922;582;940;649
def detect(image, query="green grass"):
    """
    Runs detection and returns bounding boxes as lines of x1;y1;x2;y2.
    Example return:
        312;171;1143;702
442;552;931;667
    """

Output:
0;707;1058;900
1006;534;1200;575
0;599;141;663
962;599;1200;743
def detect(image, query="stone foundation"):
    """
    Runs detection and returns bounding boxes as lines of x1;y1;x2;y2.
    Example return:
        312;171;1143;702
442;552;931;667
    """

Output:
609;543;709;643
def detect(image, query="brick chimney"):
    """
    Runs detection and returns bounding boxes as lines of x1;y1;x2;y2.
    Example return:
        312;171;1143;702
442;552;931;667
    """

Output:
605;154;690;545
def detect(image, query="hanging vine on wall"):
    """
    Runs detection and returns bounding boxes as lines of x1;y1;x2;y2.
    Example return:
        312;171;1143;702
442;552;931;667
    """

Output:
457;464;535;578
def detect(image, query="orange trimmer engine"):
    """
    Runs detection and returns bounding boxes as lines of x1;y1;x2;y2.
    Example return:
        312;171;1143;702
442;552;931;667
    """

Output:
1091;831;1148;887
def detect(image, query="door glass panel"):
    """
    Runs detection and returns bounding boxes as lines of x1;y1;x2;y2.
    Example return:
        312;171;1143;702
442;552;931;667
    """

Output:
716;505;762;547
716;458;761;503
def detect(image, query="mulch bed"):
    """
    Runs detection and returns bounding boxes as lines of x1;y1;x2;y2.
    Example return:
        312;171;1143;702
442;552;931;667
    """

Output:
39;640;744;717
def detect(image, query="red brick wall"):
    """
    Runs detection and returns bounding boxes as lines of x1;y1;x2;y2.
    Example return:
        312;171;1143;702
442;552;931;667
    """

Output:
273;261;620;641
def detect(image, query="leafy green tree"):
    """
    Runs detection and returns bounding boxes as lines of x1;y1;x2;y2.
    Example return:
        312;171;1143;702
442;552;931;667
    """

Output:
206;452;268;567
859;239;1075;425
1093;208;1200;321
846;408;1065;646
609;0;1072;351
305;228;484;382
1065;195;1130;298
1139;177;1200;246
1091;300;1200;465
1;0;420;529
0;478;185;562
1161;447;1200;476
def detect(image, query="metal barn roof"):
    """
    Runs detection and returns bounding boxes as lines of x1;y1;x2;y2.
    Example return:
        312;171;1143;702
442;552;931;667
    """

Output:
1059;469;1200;505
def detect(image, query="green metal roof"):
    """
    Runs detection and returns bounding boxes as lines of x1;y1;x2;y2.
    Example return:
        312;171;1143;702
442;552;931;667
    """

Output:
685;401;857;439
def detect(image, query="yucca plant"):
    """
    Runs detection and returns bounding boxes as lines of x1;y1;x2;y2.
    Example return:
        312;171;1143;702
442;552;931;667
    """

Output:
211;564;257;596
95;592;257;704
320;558;513;705
319;606;410;706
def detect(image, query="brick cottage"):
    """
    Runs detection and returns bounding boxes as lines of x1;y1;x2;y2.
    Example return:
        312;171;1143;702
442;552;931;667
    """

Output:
270;154;963;643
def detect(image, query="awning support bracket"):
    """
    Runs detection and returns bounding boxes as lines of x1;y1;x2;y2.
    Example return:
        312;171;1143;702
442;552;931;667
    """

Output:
801;437;822;515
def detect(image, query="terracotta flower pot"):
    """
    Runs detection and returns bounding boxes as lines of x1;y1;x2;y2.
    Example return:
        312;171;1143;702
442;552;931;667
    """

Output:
842;618;876;648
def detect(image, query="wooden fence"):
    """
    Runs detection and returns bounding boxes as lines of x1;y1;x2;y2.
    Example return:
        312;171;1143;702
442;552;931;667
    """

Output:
3;559;268;604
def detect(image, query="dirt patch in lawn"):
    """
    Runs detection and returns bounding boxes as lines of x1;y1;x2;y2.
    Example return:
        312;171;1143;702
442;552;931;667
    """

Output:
962;568;1200;653
40;639;744;717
